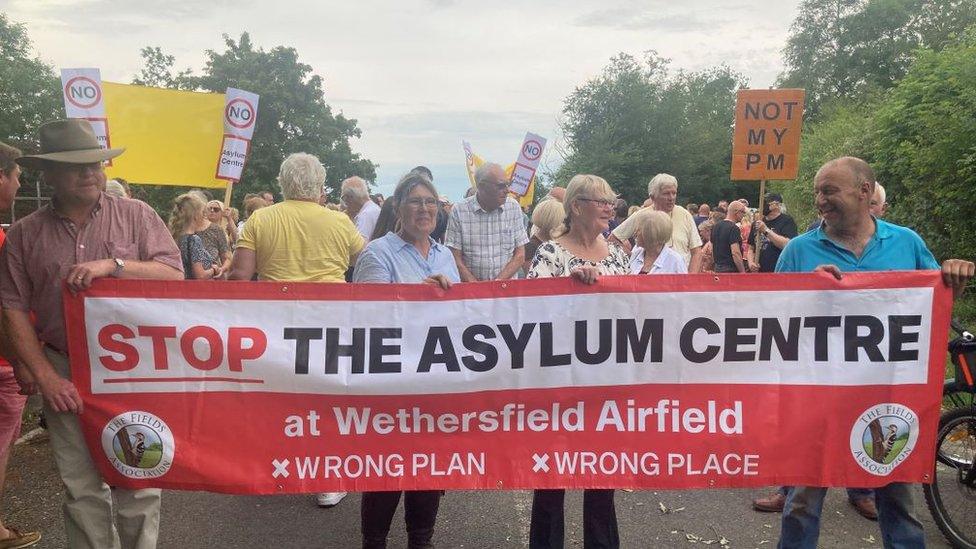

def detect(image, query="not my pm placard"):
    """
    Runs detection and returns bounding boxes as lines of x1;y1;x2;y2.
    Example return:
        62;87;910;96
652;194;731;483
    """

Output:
730;89;805;181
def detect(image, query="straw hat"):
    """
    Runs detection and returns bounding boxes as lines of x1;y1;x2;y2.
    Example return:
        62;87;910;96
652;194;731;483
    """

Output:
16;119;124;169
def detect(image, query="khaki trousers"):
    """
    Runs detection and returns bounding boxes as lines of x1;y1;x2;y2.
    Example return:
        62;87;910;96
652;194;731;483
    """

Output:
45;349;161;549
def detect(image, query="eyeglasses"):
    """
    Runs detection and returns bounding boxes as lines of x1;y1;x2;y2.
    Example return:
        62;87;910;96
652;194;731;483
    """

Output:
577;198;615;208
404;197;438;209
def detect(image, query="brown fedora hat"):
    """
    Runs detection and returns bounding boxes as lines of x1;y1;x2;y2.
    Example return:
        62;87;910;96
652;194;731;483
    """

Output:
16;119;124;169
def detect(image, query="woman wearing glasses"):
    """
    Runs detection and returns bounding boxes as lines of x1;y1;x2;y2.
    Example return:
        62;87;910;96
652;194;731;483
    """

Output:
196;200;233;275
526;174;628;549
352;170;458;549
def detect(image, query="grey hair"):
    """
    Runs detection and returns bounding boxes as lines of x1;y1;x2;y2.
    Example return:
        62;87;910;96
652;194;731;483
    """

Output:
646;173;678;198
392;171;438;210
277;153;326;200
341;176;370;201
474;162;504;186
875;182;886;204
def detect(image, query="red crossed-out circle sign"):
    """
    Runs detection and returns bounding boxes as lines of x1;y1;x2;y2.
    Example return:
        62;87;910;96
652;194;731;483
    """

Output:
64;76;102;109
522;140;543;162
225;98;256;130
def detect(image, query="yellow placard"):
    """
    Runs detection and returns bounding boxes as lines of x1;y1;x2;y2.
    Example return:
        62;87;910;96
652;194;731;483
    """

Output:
103;82;227;189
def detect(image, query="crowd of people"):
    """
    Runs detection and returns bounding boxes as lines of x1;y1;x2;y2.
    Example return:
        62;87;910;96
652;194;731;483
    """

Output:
0;118;973;549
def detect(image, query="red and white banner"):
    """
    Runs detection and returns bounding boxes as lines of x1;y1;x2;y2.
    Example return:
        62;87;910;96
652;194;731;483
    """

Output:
65;272;951;494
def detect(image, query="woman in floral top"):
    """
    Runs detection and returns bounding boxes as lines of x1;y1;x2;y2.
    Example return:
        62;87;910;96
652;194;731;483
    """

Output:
527;174;625;549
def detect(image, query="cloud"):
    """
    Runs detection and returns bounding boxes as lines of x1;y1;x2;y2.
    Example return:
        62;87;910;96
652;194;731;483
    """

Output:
574;6;725;32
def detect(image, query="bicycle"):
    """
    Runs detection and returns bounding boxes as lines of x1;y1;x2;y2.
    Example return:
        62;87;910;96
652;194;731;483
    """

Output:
924;319;976;548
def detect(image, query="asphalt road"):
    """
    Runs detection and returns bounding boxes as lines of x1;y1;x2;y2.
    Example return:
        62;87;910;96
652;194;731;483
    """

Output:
4;433;952;548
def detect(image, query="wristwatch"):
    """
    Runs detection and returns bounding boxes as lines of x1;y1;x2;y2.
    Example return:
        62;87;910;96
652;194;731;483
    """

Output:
111;258;126;277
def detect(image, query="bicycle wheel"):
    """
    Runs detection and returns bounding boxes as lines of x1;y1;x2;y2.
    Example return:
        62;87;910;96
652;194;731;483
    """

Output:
924;406;976;549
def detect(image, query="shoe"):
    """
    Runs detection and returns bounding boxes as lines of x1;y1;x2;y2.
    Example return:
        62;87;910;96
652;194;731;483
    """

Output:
315;492;347;508
850;497;879;521
752;492;786;513
0;527;41;549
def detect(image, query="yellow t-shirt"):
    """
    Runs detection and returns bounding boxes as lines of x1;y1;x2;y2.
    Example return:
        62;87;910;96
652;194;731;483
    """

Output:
236;200;364;282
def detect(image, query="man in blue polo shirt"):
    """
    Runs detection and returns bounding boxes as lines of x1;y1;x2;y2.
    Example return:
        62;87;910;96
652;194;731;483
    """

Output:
775;156;974;548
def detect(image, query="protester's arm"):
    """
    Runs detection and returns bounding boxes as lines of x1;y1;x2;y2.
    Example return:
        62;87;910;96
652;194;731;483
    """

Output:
65;258;182;293
228;248;257;280
3;309;82;413
688;246;703;274
495;246;525;280
607;233;633;255
450;247;478;282
0;313;34;395
730;243;745;273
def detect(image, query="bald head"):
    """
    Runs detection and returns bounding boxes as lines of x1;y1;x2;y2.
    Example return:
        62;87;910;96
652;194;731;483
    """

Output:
726;200;746;222
814;156;876;228
548;186;566;202
817;157;876;192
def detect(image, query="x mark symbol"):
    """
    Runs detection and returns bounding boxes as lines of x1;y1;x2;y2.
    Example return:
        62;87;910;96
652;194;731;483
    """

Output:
272;458;291;479
532;453;550;473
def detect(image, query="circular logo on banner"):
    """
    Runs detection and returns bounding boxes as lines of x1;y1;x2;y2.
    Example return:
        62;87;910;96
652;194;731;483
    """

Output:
522;140;543;161
64;76;102;109
101;411;175;479
849;403;919;476
225;98;256;129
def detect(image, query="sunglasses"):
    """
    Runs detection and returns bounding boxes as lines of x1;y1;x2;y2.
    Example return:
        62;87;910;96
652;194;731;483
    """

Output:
208;207;222;212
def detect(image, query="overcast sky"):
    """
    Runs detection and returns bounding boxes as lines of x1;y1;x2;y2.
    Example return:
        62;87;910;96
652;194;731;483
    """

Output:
5;0;801;200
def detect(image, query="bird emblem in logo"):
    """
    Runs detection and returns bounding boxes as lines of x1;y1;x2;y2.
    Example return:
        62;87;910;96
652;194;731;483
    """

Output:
850;403;918;476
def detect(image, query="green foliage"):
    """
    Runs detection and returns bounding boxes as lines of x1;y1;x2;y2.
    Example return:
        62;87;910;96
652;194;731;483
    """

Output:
0;14;61;222
780;0;976;118
193;34;375;206
132;47;194;90
870;29;976;262
0;14;62;148
777;98;881;228
556;52;754;207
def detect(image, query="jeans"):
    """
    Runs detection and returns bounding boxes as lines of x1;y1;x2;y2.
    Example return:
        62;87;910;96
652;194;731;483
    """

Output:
529;489;618;549
778;484;924;549
361;490;441;549
778;486;874;502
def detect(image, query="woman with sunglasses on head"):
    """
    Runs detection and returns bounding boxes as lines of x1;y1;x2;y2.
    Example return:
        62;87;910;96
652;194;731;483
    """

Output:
526;174;629;549
196;200;233;275
352;170;458;549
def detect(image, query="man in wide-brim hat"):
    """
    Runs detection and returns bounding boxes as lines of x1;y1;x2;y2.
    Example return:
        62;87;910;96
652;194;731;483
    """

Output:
0;119;184;549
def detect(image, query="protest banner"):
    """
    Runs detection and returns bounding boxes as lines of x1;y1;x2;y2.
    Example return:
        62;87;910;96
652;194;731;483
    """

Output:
216;88;261;195
101;82;227;189
730;89;805;182
65;272;949;494
61;68;112;165
509;132;546;197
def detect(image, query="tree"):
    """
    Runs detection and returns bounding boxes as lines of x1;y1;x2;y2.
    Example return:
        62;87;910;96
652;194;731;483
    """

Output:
193;34;375;204
0;14;62;222
870;29;976;261
132;47;194;90
0;14;62;148
779;0;976;117
556;52;753;206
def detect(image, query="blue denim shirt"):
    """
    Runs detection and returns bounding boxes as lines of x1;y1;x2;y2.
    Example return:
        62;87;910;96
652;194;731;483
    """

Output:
775;218;939;273
352;232;461;283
